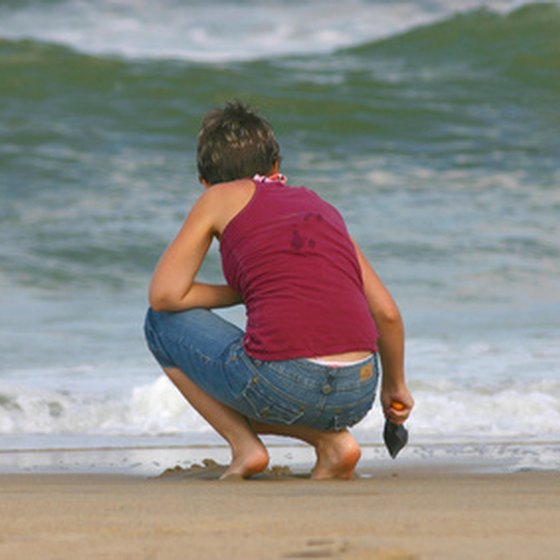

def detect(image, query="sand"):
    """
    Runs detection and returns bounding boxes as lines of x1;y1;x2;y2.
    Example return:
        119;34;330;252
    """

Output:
1;462;559;560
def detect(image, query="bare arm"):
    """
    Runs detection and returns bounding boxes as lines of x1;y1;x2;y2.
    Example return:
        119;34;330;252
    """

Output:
149;190;242;311
353;241;414;424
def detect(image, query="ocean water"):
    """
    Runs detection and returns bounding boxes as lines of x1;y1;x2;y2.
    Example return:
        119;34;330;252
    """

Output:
1;0;559;473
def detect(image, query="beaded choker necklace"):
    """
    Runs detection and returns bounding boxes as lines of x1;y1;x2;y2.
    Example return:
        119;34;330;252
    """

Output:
253;173;287;184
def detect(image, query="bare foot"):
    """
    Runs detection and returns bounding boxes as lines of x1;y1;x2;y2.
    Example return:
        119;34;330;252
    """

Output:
311;430;361;480
220;440;270;480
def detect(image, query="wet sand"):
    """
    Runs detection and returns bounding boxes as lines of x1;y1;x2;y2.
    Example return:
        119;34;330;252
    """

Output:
1;463;559;560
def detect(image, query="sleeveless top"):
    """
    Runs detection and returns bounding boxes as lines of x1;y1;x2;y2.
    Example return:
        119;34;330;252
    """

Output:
219;179;379;360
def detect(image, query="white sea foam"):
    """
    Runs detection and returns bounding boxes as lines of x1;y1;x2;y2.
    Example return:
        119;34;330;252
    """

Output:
0;371;212;438
2;332;559;445
0;0;533;62
2;371;559;473
3;378;558;444
1;331;559;472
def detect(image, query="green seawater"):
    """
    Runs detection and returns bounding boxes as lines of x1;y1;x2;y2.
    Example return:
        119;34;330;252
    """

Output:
1;4;559;293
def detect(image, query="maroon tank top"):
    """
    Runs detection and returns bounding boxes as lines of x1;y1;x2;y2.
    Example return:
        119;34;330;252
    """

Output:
219;179;379;360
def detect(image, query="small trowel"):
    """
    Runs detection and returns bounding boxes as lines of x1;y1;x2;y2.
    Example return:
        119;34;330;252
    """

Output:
383;420;408;459
383;402;409;459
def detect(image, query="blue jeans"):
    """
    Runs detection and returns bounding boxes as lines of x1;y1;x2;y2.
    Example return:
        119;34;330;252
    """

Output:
144;308;379;431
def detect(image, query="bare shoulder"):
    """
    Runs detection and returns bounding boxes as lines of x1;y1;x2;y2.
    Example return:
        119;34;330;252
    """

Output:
200;179;256;237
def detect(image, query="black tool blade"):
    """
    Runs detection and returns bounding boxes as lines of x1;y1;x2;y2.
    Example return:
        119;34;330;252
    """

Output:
383;420;408;459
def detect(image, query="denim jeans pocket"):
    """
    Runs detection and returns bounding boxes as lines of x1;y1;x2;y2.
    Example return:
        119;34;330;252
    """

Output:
241;373;305;425
331;394;375;431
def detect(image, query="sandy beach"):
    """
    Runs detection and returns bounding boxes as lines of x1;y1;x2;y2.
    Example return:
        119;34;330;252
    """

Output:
1;463;559;560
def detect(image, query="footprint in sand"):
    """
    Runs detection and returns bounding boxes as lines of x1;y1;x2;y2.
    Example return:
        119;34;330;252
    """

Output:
283;538;345;558
283;539;417;560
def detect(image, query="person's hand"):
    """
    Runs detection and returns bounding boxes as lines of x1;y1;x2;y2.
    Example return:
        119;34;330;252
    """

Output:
380;384;414;425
